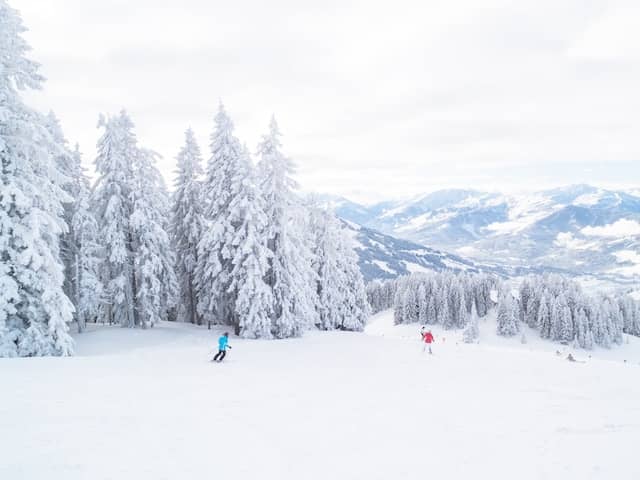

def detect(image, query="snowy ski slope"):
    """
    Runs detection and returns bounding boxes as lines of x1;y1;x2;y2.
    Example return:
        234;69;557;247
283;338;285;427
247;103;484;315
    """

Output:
1;316;639;479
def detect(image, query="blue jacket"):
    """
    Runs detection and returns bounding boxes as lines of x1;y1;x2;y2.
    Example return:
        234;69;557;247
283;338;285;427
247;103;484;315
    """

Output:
218;335;229;351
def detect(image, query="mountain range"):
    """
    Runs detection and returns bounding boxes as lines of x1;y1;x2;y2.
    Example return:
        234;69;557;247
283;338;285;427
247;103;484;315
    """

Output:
324;185;640;285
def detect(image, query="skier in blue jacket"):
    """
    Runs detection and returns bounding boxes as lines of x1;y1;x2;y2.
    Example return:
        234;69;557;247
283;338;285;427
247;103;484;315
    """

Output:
213;332;231;362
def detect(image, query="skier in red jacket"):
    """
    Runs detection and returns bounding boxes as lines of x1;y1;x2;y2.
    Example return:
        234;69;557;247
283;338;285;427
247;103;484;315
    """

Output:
420;327;434;354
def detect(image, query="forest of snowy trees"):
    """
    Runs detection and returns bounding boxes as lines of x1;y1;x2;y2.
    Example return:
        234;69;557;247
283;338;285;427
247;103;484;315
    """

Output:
367;272;640;349
0;1;369;356
1;0;638;358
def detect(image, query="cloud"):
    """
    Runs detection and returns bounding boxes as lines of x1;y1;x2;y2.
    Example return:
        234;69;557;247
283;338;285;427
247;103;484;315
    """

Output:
13;0;640;200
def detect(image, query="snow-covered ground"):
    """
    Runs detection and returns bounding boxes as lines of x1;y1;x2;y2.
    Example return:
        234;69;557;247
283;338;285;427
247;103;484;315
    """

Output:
2;314;640;479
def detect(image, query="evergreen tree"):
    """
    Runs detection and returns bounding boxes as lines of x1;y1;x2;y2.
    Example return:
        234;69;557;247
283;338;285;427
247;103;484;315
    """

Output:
92;112;137;327
462;301;479;343
335;218;370;331
417;283;428;325
44;115;103;332
68;145;102;331
438;286;453;329
228;147;273;338
171;128;204;324
0;1;74;356
130;148;178;327
310;204;344;330
426;295;436;325
537;294;552;339
497;287;518;337
195;104;245;326
257;117;318;338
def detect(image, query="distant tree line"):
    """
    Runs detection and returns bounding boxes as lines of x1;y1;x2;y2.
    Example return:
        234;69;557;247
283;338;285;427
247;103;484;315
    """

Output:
367;272;640;349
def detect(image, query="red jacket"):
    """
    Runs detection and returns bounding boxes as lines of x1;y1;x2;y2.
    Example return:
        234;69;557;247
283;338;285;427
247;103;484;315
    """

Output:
422;332;434;344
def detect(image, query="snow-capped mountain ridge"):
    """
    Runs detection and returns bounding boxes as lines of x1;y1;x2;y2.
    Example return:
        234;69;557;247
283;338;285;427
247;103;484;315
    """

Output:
328;185;640;281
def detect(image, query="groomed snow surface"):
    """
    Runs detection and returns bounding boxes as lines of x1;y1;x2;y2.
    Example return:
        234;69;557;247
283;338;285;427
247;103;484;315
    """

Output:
2;311;640;480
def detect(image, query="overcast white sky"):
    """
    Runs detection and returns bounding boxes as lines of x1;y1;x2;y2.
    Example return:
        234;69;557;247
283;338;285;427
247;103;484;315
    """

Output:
16;0;640;203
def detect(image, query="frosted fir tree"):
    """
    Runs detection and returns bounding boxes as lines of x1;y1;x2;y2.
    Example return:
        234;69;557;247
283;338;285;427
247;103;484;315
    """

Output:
605;298;624;346
438;286;453;329
458;288;469;329
92;112;137;327
574;308;590;349
426;295;437;325
496;287;518;337
68;145;103;331
44;115;103;332
0;1;74;356
537;294;552;339
417;284;429;325
257;116;318;338
195;104;246;326
130;148;179;327
402;283;419;324
450;281;467;328
308;203;344;330
462;301;479;343
42;112;75;299
228;147;273;338
393;287;405;325
334;217;370;331
171;129;205;324
559;302;574;345
518;278;533;324
551;295;569;342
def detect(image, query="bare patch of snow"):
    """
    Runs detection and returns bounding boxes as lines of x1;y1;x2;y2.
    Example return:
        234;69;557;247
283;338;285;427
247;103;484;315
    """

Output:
372;260;395;274
572;191;603;206
403;261;432;274
486;195;560;236
582;219;640;238
554;232;599;250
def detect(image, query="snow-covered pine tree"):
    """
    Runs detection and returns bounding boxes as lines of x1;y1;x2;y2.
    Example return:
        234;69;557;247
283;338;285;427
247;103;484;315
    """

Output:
42;112;75;300
309;203;344;330
438;285;453;329
43;114;103;332
130;147;179;327
417;283;428;325
496;287;518;337
334;217;370;331
457;285;469;328
559;299;574;345
426;295;437;325
550;294;571;343
537;293;552;339
195;104;246;327
257;116;318;338
574;308;589;349
0;1;74;356
475;275;493;318
518;278;533;324
228;147;273;338
92;112;137;327
68;145;102;331
462;300;479;343
393;287;404;325
171;128;205;324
